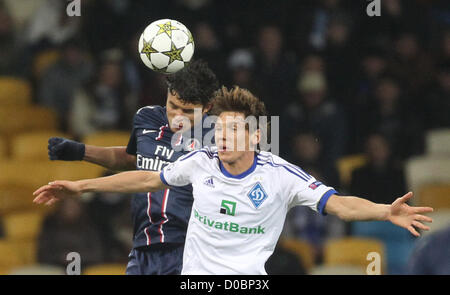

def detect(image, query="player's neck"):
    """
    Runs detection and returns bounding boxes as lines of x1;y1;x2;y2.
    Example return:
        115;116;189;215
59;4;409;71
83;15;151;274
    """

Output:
221;152;256;176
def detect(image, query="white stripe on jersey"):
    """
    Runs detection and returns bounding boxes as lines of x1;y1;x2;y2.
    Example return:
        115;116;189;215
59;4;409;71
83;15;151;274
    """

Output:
145;192;153;245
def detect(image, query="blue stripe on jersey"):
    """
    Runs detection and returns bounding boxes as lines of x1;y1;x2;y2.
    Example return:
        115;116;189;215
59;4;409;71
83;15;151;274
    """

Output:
257;154;312;180
179;148;217;162
317;189;338;216
257;161;309;182
219;153;257;179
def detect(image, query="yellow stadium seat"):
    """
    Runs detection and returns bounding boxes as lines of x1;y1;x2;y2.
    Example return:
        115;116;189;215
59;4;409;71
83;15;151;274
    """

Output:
426;128;450;156
10;131;71;160
324;238;385;273
336;154;367;188
53;161;106;180
0;240;27;269
0;159;104;189
33;50;61;80
3;211;45;241
418;184;450;209
0;183;39;214
0;106;58;137
405;156;450;205
0;136;7;159
0;266;13;275
8;264;65;275
0;77;32;106
310;264;367;275
0;160;62;188
83;264;126;275
83;131;131;147
279;238;315;272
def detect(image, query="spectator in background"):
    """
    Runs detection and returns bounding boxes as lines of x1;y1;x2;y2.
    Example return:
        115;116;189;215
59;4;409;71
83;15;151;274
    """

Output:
121;32;167;108
423;62;450;129
37;198;105;267
193;21;227;82
87;171;132;263
284;162;345;265
23;0;81;49
353;48;389;110
0;5;22;76
265;241;307;275
288;132;339;189
355;76;424;159
38;39;94;131
282;71;348;167
407;226;450;275
253;24;297;116
436;30;450;63
323;15;357;103
390;32;434;106
351;133;406;204
227;48;260;95
301;53;326;74
69;50;135;138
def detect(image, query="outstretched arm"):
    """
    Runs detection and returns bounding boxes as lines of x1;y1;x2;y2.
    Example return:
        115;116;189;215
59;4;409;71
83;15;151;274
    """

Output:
48;137;136;171
33;170;168;206
324;192;433;237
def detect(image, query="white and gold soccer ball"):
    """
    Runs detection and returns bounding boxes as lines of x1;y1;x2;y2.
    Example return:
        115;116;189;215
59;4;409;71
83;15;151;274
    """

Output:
138;19;195;74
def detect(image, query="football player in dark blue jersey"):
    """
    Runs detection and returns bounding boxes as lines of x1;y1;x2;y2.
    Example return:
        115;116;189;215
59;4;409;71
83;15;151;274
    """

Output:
47;60;219;274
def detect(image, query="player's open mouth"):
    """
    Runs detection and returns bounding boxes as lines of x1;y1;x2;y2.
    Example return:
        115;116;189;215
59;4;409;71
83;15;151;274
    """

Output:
175;123;183;130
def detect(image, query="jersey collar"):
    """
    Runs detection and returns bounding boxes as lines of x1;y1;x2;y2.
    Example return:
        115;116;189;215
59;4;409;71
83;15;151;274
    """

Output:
219;153;257;179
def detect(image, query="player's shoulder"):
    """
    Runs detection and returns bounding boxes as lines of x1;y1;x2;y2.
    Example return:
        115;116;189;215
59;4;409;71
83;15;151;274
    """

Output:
256;152;313;182
256;151;289;166
133;105;167;128
179;146;218;162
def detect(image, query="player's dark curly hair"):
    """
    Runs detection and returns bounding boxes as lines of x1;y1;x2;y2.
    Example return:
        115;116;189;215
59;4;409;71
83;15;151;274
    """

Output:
166;59;219;107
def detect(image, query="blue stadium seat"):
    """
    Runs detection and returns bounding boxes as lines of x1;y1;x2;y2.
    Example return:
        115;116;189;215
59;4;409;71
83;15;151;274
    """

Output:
351;221;416;274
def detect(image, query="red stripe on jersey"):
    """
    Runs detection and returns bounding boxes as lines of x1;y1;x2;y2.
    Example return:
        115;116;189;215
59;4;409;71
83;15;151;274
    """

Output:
156;125;168;141
158;189;170;243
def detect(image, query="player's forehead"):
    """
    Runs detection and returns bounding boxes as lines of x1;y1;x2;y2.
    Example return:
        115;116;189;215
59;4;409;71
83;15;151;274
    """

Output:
167;90;203;109
216;112;246;126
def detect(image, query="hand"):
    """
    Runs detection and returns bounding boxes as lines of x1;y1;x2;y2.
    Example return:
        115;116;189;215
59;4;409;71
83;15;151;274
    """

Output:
388;192;433;237
33;181;82;206
48;137;85;161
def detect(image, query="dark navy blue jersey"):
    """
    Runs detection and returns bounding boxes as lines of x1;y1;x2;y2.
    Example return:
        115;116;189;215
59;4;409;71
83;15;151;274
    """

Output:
126;105;214;249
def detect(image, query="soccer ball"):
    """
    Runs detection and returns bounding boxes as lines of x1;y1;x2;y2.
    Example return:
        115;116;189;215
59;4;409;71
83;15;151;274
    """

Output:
138;19;195;74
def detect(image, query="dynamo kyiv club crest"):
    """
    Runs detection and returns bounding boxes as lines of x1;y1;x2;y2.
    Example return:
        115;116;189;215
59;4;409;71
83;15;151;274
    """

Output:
247;182;268;209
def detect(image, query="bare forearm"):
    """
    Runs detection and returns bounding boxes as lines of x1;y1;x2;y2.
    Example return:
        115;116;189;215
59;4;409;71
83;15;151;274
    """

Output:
326;195;391;222
83;146;136;171
77;170;166;193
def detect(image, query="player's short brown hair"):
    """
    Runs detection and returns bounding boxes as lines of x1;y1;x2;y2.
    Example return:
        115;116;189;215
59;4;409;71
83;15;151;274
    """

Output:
210;86;268;122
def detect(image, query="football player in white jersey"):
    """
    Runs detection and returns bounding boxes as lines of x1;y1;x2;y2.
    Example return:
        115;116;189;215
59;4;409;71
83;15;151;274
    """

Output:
33;86;434;275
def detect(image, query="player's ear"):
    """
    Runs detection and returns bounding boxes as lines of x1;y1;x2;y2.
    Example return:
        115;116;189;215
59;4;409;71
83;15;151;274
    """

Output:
202;102;212;114
251;129;261;146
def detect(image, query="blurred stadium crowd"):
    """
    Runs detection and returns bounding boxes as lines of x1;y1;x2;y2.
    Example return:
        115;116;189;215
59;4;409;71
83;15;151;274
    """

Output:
0;0;449;275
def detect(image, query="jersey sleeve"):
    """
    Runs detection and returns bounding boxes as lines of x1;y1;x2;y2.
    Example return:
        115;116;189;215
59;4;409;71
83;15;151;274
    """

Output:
126;105;166;155
282;165;338;215
126;128;137;155
159;150;203;187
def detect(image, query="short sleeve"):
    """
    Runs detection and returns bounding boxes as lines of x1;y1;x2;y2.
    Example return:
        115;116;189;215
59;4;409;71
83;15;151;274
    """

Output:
126;128;137;155
159;150;202;187
284;166;338;215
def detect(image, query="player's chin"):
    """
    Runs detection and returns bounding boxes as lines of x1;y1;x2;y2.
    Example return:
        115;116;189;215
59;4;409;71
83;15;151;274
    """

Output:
217;150;233;161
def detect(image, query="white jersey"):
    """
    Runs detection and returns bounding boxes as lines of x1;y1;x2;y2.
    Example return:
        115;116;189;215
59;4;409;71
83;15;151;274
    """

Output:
160;147;337;275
